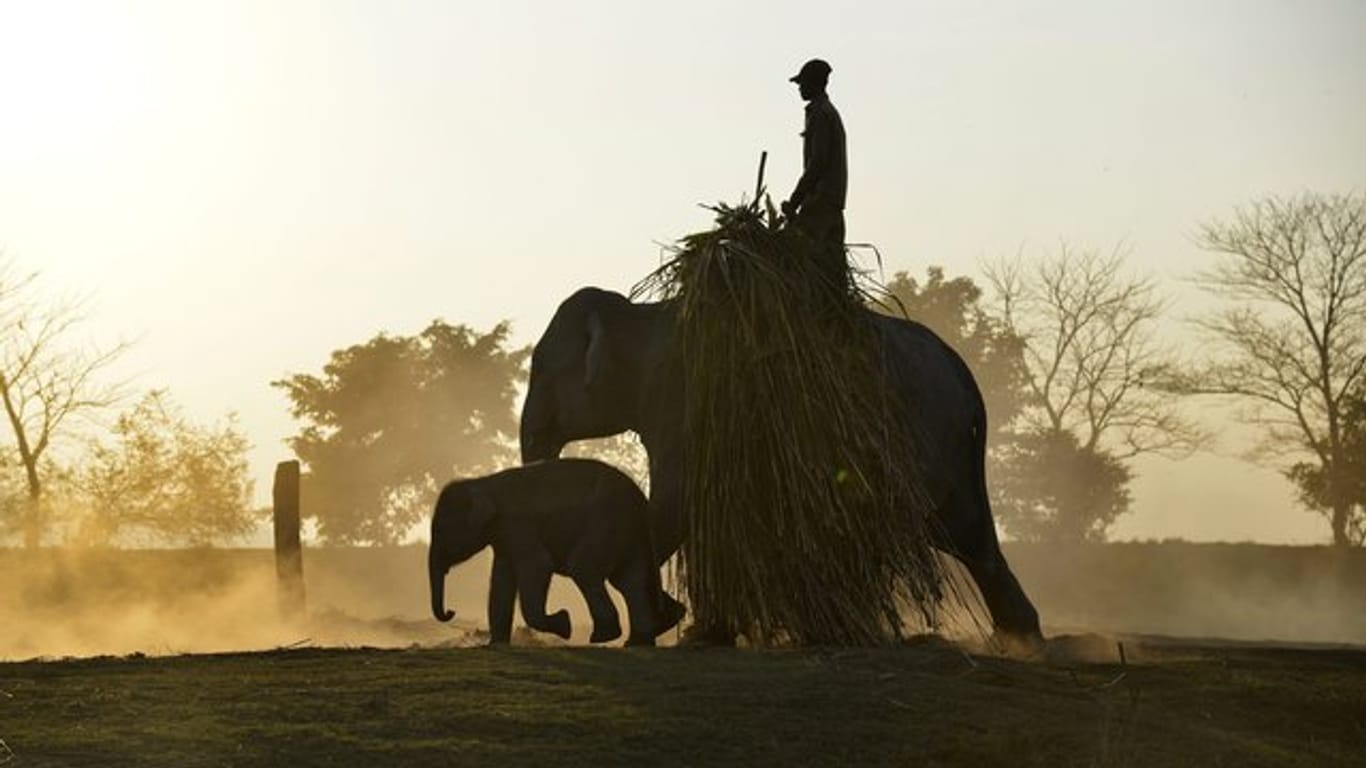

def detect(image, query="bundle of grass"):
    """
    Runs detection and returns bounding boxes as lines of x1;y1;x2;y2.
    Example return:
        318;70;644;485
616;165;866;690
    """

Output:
635;198;949;646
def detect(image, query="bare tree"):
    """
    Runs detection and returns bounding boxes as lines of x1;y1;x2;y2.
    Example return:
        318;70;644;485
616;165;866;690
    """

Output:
1190;192;1366;546
0;260;127;546
983;243;1201;541
985;242;1201;459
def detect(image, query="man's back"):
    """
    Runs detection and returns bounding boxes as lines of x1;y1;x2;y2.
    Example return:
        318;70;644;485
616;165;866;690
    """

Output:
801;95;847;212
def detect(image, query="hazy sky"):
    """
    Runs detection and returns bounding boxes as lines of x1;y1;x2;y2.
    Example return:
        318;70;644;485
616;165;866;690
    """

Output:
1;0;1363;544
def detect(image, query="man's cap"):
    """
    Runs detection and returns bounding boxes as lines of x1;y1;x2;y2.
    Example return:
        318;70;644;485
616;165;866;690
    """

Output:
789;58;832;84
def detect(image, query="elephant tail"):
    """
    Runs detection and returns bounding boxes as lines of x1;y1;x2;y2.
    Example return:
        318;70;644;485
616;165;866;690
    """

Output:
966;362;992;511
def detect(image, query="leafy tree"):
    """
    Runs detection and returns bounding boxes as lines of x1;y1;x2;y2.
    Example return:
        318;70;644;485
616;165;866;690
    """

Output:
0;259;127;546
0;459;42;545
75;390;255;546
1189;192;1366;546
990;427;1132;543
274;320;528;545
874;268;1030;437
564;431;650;492
1287;384;1366;545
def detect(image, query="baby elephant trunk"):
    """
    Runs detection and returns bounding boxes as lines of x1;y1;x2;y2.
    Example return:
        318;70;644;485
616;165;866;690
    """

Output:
429;546;455;622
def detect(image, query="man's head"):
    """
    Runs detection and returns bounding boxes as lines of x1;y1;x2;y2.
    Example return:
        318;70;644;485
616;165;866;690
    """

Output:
789;58;832;101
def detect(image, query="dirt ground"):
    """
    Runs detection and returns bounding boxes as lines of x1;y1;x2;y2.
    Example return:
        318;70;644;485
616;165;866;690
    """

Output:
1;635;1363;767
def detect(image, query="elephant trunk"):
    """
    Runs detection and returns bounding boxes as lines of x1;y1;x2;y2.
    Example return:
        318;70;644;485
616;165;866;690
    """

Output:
519;385;566;464
519;424;541;464
429;546;454;622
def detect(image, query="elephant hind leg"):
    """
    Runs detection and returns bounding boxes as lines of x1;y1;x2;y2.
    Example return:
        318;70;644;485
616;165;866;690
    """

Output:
938;489;1043;648
657;591;686;638
572;576;623;644
939;442;1043;645
962;550;1043;651
609;552;674;646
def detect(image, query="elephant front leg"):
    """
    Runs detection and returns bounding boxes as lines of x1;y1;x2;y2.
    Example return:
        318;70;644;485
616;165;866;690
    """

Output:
571;577;623;644
486;553;517;645
515;561;571;640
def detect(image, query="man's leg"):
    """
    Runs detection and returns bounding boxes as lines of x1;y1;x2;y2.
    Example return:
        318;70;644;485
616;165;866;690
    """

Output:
797;206;848;303
797;208;845;280
823;210;847;292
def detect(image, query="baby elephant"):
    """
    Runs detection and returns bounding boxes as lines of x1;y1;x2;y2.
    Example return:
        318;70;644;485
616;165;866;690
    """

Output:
428;458;685;646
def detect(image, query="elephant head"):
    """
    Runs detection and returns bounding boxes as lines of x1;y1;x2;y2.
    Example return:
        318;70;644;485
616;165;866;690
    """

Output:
521;287;651;463
428;481;498;622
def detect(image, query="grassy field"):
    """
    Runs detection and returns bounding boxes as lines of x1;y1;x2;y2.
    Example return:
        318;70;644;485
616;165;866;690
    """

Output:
1;637;1363;767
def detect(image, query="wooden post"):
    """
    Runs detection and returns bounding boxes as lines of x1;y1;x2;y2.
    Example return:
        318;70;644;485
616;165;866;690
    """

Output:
273;460;305;619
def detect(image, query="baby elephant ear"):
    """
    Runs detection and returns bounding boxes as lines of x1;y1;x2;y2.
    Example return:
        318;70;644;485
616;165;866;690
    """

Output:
470;491;498;532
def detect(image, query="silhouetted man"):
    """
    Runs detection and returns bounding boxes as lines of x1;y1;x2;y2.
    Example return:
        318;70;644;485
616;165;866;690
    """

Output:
781;58;847;289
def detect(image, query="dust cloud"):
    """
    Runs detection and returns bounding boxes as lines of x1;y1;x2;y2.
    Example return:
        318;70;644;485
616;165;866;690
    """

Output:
1001;541;1366;647
0;547;487;660
0;546;662;660
2;541;1362;660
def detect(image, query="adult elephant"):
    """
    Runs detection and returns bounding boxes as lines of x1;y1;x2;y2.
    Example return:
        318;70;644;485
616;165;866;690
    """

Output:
520;286;1043;645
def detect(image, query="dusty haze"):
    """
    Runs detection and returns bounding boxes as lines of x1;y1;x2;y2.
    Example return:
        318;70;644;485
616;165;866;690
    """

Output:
4;543;1361;661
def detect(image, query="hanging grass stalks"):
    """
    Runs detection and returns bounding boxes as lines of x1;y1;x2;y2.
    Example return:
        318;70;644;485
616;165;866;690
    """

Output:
635;198;949;646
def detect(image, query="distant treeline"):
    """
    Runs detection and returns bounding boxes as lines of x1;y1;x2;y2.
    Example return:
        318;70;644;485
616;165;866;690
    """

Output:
1;191;1363;549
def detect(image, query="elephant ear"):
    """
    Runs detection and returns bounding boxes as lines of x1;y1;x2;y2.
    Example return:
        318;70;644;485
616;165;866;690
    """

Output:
469;490;499;534
584;310;610;391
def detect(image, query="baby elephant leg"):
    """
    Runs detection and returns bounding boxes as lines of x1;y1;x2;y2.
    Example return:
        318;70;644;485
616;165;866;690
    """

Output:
572;577;623;644
516;561;571;640
611;550;683;647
